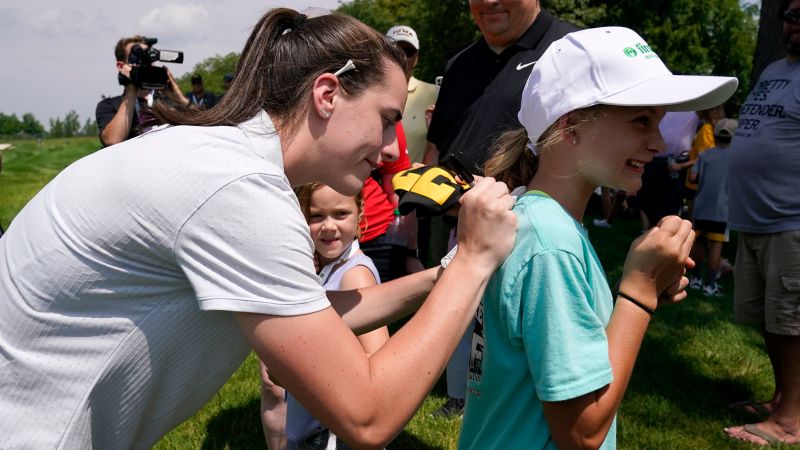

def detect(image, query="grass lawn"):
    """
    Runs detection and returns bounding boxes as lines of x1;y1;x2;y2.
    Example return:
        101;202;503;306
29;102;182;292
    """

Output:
0;136;102;228
1;138;774;449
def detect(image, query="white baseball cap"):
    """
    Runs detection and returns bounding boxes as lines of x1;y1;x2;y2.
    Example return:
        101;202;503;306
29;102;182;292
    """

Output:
386;25;419;50
518;26;738;145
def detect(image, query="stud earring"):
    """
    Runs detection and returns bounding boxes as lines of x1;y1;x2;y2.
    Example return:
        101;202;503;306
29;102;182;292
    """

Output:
572;137;578;145
321;109;331;119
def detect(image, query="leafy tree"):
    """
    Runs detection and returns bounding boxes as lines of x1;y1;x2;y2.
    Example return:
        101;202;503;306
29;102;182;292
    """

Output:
543;0;607;28
21;113;45;136
752;0;786;86
81;118;99;137
338;0;477;82
49;117;64;138
0;113;22;136
63;111;81;138
176;52;240;96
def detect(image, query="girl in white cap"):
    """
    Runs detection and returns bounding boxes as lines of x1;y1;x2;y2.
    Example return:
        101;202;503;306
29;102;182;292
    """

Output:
458;27;737;449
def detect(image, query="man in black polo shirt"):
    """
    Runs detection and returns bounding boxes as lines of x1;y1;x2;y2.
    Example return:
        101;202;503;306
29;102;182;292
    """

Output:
426;0;577;173
423;0;577;418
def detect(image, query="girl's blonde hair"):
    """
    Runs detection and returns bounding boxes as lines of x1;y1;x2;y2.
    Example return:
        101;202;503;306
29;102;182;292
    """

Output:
294;183;366;238
484;106;602;189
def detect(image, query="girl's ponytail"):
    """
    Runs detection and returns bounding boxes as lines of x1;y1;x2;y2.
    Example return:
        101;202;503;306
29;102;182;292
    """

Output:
484;128;538;191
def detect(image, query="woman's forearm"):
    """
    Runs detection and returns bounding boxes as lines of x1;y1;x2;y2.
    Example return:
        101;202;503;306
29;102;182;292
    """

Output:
327;266;442;335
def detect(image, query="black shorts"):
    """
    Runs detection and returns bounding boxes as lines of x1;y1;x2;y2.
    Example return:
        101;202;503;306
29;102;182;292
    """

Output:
693;219;728;242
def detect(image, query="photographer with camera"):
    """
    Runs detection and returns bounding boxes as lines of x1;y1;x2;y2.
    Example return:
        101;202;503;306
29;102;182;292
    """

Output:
96;35;188;147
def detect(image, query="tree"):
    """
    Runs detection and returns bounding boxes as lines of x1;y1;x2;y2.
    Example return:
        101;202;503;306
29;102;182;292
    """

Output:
543;0;607;28
0;113;22;136
81;118;99;137
752;0;785;86
49;117;64;138
63;111;81;138
21;113;45;136
338;0;477;82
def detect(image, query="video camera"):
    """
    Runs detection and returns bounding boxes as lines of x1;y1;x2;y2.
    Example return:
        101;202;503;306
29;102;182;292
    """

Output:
119;37;184;90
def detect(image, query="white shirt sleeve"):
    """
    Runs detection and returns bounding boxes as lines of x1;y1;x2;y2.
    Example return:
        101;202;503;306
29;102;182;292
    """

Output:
174;173;329;316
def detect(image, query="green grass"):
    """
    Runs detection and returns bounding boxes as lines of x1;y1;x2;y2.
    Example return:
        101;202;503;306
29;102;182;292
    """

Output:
1;139;776;449
0;136;101;227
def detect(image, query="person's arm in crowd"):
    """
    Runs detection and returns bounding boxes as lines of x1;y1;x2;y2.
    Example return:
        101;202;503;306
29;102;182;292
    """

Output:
689;157;701;183
543;216;694;450
164;67;190;106
99;85;139;147
235;178;517;449
423;140;439;166
669;159;695;172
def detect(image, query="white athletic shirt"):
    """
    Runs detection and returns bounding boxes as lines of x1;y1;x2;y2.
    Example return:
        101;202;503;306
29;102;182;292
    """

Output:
0;111;329;449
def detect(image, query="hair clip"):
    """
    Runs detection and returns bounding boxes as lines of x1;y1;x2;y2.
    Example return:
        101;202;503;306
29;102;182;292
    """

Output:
526;140;539;156
333;59;356;77
282;14;307;35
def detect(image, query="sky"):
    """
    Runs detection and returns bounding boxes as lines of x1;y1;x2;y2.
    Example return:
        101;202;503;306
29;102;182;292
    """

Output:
0;1;342;129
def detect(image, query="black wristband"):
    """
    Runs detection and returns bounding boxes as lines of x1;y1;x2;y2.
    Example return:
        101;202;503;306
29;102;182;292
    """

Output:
614;290;655;316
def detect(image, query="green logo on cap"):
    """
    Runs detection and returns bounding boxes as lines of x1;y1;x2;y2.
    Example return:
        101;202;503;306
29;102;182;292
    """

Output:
623;47;638;57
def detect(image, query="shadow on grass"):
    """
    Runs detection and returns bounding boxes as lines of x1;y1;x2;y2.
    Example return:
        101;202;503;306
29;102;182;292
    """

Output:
388;431;443;450
628;309;764;418
200;398;264;450
199;397;443;450
619;304;770;449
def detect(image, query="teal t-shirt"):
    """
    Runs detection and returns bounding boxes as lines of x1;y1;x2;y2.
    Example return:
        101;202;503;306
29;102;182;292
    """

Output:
458;192;616;450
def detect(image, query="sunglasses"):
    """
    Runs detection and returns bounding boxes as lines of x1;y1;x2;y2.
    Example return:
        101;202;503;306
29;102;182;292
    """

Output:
784;9;800;24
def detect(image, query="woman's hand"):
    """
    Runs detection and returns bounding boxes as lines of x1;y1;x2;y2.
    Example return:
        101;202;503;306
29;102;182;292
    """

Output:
452;176;517;273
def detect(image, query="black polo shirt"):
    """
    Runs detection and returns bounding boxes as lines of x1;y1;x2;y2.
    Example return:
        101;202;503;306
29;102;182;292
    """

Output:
427;11;578;174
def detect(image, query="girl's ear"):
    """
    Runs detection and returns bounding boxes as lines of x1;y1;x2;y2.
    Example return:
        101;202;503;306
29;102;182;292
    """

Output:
311;73;340;120
558;113;578;145
559;114;580;146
